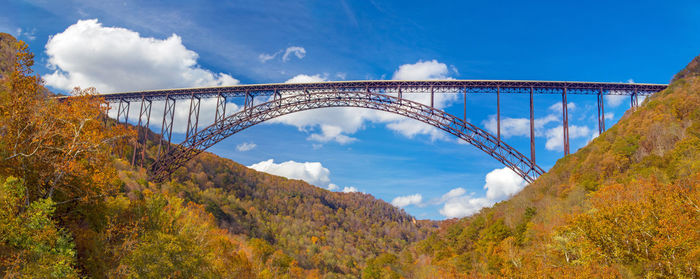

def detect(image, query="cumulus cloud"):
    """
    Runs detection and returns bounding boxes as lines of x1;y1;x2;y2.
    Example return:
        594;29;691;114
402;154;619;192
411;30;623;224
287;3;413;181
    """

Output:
438;167;526;218
391;194;423;207
235;142;257;152
285;74;327;83
270;60;459;145
392;60;454;80
483;167;526;200
440;195;493;219
44;19;239;93
327;183;339;191
248;159;331;187
342;186;359;193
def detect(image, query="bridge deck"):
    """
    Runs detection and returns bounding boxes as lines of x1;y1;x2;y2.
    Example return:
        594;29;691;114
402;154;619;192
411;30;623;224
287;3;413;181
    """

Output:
56;80;667;101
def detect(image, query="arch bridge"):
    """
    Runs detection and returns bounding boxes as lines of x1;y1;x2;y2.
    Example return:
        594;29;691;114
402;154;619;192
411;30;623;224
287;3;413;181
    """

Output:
87;80;667;183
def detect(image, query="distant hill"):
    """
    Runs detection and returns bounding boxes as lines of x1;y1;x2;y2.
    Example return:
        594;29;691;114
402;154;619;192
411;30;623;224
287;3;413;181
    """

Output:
398;56;700;278
116;130;438;277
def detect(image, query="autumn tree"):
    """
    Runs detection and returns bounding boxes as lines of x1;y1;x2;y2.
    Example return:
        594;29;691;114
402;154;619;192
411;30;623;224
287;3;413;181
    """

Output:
0;39;132;205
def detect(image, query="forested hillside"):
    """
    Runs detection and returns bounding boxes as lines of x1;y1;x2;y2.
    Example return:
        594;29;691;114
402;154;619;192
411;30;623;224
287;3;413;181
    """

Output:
0;34;436;278
394;56;700;278
116;146;437;277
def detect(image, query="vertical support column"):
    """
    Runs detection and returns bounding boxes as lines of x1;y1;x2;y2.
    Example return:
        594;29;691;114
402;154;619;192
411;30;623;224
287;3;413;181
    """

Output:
398;86;402;103
529;87;535;166
104;101;111;125
463;86;467;123
631;88;639;109
497;86;501;142
244;90;253;112
430;86;434;109
140;99;152;168
185;94;201;143
597;88;605;135
157;95;176;158
562;87;570;155
215;92;227;126
131;95;146;166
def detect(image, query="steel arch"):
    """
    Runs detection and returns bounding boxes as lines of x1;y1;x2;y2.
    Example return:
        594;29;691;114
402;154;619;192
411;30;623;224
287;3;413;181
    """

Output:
150;90;545;183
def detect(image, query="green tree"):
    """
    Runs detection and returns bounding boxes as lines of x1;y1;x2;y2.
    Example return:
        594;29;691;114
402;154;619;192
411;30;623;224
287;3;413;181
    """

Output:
0;176;80;278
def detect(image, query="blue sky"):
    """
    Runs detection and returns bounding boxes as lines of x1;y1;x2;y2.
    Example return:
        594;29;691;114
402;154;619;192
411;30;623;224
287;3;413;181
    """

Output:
2;0;698;219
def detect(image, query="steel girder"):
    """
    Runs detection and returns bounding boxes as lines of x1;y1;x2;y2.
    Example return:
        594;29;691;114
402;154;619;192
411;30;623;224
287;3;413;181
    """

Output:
150;90;545;183
66;80;668;103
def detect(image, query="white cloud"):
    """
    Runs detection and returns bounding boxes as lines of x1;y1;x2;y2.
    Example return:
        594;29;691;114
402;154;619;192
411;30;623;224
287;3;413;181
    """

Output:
392;59;453;80
440;193;493;219
44;19;239;93
285;74;327;83
307;125;358;144
548;102;576;112
605;95;627;108
327;183;339;191
483;167;526;200
438;167;527;219
483;116;531;138
604;112;614;120
282;46;306;62
544;124;592;151
391;194;423;207
440;187;467;201
16;27;36;41
481;110;558;138
258;52;279;63
258;46;306;63
235;142;257;152
342;186;358;193
248;159;331;187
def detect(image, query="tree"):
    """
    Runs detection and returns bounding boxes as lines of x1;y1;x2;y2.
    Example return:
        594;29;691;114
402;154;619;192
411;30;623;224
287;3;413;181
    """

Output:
0;40;132;205
0;176;80;278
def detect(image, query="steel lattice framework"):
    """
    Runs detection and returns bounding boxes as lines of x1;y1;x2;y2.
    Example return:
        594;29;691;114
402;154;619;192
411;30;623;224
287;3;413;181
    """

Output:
61;80;666;183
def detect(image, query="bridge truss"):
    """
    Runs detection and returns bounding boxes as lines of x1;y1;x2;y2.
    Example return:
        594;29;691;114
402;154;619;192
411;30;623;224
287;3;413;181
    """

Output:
72;80;666;183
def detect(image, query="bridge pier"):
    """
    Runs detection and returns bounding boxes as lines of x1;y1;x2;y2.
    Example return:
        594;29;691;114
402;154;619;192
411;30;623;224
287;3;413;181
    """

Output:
497;86;501;142
215;92;227;126
562;88;570;156
132;95;152;167
157;95;176;157
116;98;130;126
463;86;467;123
530;87;535;166
185;94;201;144
597;88;606;135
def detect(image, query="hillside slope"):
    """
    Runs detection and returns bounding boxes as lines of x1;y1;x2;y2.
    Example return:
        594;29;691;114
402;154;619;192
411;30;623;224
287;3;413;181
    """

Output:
402;57;700;278
117;138;438;277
